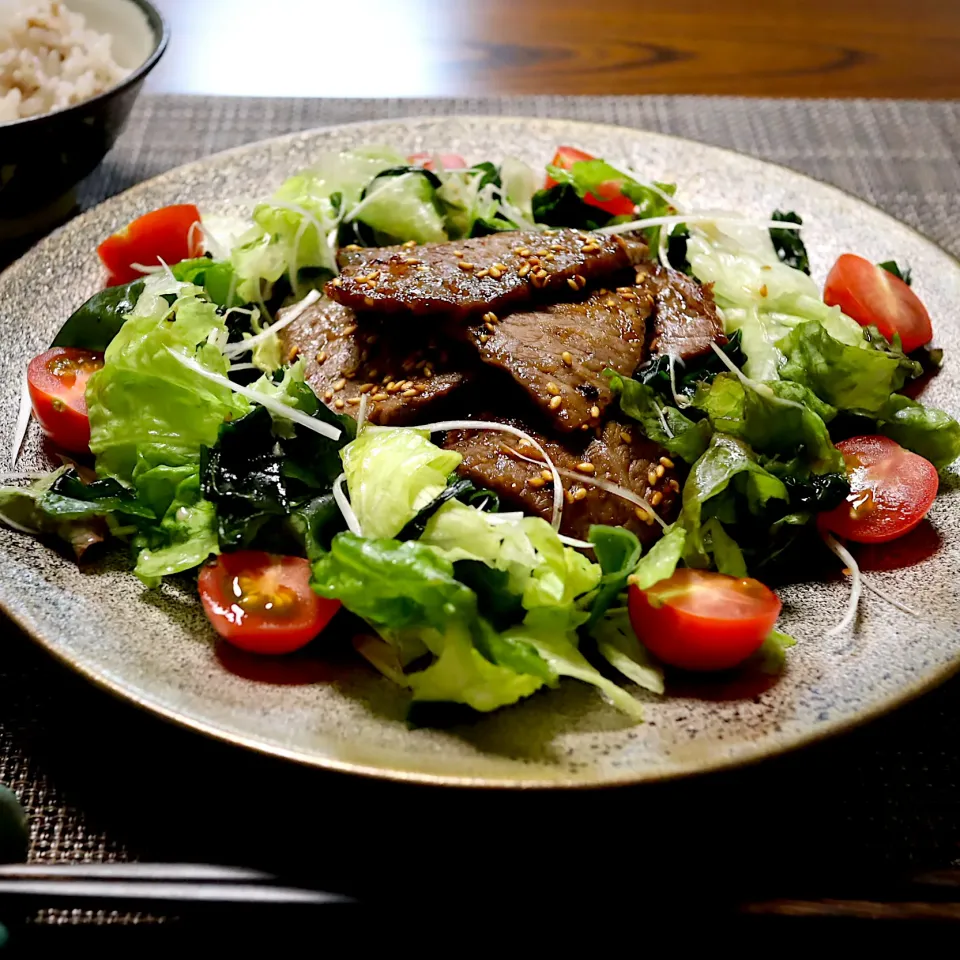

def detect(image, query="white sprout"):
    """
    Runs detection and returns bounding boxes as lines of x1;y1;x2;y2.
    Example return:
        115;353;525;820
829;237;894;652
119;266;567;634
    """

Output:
332;473;361;535
222;289;321;360
165;349;341;441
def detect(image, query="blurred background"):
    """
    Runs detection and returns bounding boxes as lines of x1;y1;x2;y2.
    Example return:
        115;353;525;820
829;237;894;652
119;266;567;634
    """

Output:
146;0;960;99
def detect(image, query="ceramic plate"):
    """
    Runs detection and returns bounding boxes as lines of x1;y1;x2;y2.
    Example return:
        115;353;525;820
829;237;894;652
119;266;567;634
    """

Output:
2;117;958;787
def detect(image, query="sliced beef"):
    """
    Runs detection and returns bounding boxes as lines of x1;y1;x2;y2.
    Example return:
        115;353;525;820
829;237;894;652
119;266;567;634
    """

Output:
457;286;654;433
444;418;680;545
327;229;646;320
278;298;469;426
637;263;726;360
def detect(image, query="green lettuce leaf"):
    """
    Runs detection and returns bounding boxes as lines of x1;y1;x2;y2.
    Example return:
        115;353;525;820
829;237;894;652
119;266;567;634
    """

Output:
605;371;711;463
86;286;249;581
340;427;462;539
630;524;686;589
777;320;920;414
584;524;641;628
874;393;960;469
681;434;789;566
592;608;665;695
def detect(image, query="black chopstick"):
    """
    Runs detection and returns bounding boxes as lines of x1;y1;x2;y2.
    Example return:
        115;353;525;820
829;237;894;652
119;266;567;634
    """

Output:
0;862;350;906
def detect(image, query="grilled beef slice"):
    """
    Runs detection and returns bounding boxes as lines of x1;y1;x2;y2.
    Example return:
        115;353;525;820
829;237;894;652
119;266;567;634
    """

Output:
637;262;726;360
457;285;655;433
327;229;646;320
444;418;680;545
278;298;469;425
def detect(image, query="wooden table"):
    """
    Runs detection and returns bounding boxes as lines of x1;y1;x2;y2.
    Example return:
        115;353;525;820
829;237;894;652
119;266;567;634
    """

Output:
145;0;960;99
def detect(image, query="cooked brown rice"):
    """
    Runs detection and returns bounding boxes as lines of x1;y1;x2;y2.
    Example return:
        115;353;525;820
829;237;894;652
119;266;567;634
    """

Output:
0;1;129;123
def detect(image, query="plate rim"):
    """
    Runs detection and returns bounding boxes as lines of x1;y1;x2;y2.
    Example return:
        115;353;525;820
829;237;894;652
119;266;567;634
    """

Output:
3;114;959;789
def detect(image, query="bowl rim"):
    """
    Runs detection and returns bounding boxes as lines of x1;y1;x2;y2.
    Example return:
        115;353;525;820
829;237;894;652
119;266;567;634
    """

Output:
0;0;169;131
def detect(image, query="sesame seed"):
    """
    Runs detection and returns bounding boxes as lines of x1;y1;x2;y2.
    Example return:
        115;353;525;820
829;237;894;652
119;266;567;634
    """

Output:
660;456;674;469
359;383;373;394
488;266;502;279
323;390;333;401
329;277;343;287
621;433;633;445
567;277;580;291
453;250;465;258
332;378;346;391
475;268;490;279
544;254;556;262
417;265;428;272
669;479;681;492
371;392;389;401
650;490;663;506
386;382;399;393
483;312;498;324
634;506;649;521
402;388;417;397
576;462;595;474
343;324;357;337
581;242;601;252
334;399;345;409
759;284;768;297
546;382;560;395
561;351;573;366
549;395;562;410
402;239;418;248
484;322;496;333
344;371;356;380
457;261;475;272
423;367;433;377
590;405;600;419
574;274;586;290
635;271;648;284
564;491;574;504
761;264;772;271
493;263;507;272
479;334;489;344
540;469;552;481
363;296;375;308
516;247;531;257
656;464;666;478
286;346;299;363
605;298;618;308
535;249;549;256
535;269;548;279
574;487;588;501
528;476;546;489
620;289;637;300
550;243;564;252
344;244;361;251
404;257;421;266
347;397;362;405
518;263;531;277
647;469;658;487
316;350;327;363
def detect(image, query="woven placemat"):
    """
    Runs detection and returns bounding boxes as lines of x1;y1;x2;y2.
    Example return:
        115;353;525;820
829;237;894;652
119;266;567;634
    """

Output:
3;96;959;917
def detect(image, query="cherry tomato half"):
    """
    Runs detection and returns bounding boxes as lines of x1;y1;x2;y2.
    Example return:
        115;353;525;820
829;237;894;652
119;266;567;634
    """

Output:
27;347;103;453
824;254;933;353
407;152;468;172
97;204;204;286
544;145;636;218
198;551;341;655
628;569;781;672
817;436;938;544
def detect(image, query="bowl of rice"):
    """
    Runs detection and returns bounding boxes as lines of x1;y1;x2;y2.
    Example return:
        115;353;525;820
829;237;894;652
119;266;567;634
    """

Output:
0;0;167;239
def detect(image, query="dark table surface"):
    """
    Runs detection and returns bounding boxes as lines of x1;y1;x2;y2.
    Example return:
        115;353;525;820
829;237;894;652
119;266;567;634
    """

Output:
1;94;959;931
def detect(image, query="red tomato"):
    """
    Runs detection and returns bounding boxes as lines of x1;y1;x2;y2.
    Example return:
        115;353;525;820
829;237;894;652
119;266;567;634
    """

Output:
824;254;933;353
628;569;781;672
27;347;103;453
198;552;340;655
544;145;636;218
407;152;468;171
817;436;938;544
97;204;204;286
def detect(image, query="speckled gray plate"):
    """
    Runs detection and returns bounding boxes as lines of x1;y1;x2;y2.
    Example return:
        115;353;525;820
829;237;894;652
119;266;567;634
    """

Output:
1;117;958;788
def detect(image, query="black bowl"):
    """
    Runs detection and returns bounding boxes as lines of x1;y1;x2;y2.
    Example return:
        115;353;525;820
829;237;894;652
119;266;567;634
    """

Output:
0;0;168;241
